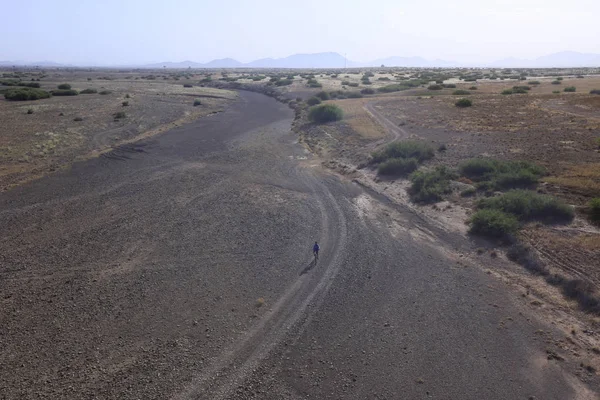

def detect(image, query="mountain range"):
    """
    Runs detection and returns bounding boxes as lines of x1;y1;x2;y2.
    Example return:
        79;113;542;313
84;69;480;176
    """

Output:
2;51;600;69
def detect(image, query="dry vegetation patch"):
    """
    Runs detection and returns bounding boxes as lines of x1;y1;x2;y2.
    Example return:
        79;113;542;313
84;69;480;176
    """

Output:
0;69;235;190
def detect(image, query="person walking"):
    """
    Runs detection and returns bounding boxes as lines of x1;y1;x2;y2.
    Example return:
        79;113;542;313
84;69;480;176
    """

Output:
313;241;320;261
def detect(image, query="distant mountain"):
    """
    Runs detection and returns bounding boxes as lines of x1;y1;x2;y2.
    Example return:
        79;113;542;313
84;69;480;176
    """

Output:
246;52;349;68
203;58;243;68
368;56;457;68
0;60;69;67
489;51;600;68
3;51;599;69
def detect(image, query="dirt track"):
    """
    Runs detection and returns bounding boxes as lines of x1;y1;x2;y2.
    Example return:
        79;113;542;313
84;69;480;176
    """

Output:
0;91;596;399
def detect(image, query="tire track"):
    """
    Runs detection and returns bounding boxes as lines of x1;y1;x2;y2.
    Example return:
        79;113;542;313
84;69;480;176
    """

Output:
171;168;348;400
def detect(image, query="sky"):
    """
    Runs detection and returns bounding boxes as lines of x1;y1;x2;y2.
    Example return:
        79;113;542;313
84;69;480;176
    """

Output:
1;0;599;65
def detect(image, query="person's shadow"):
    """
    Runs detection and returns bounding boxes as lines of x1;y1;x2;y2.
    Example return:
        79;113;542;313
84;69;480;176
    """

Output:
299;257;317;276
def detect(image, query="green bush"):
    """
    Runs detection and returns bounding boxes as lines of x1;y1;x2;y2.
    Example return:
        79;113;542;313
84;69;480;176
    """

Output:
51;89;78;96
4;87;51;101
551;80;561;85
360;88;375;95
308;104;343;123
478;190;574;223
452;90;470;95
316;91;330;100
563;86;576;92
590;89;600;95
589;198;600;222
552;90;561;94
557;77;563;80
528;80;540;85
469;86;478;90
73;117;83;122
27;108;34;114
346;91;363;98
513;85;531;91
341;80;351;85
113;111;126;119
378;157;419;175
348;82;359;87
372;141;435;163
275;79;293;86
122;101;129;106
99;90;112;95
410;166;457;203
377;77;391;81
377;84;410;93
501;89;514;95
306;96;321;106
80;88;97;94
443;84;457;88
461;187;476;197
427;84;443;90
455;98;472;107
193;99;202;106
469;209;519;237
183;83;193;88
57;83;72;90
459;159;544;190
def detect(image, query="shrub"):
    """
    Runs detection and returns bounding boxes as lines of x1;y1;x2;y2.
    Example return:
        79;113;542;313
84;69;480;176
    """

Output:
372;141;435;163
360;88;375;95
461;187;476;197
341;80;351;85
316;91;330;100
377;84;410;93
377;77;391;81
478;190;574;223
87;78;92;81
455;98;472;107
57;83;72;90
193;99;202;106
125;94;130;98
51;89;78;96
99;90;112;95
557;77;563;80
410;166;457;203
513;85;531;91
346;91;363;98
552;90;560;94
528;80;540;85
348;82;359;87
551;80;561;85
275;79;293;86
507;244;549;275
589;198;600;222
563;86;576;92
427;84;443;90
562;279;600;313
4;87;51;101
122;101;129;106
306;96;321;106
309;81;322;88
452;90;470;95
73;117;83;121
308;104;343;123
501;89;514;95
378;157;419;175
80;88;97;94
469;86;478;90
183;83;193;88
590;89;600;95
443;84;457;88
27;108;33;114
113;111;126;119
459;159;544;190
469;209;519;237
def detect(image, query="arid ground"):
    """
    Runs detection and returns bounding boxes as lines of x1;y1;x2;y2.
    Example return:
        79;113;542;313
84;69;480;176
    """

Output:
1;67;600;399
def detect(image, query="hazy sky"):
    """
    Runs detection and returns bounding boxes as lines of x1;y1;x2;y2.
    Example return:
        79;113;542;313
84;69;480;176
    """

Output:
2;0;599;65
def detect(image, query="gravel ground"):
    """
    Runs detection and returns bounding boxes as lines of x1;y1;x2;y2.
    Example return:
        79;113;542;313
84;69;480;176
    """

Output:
0;91;597;399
